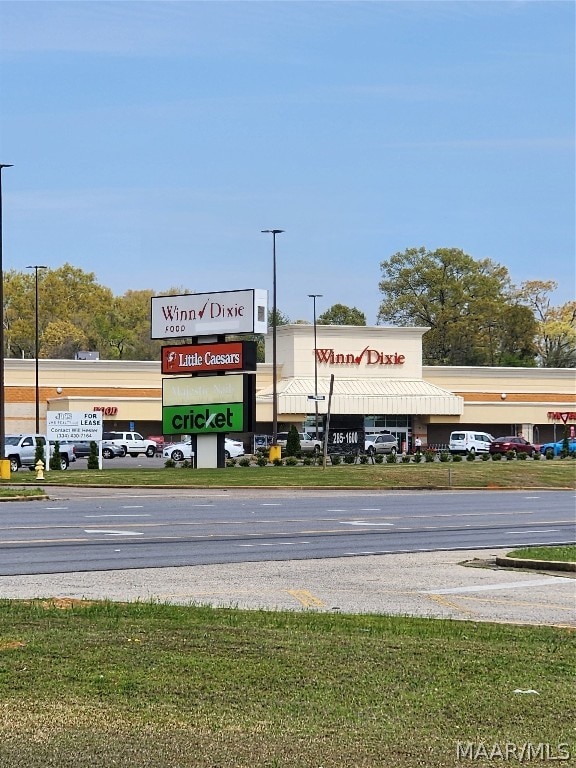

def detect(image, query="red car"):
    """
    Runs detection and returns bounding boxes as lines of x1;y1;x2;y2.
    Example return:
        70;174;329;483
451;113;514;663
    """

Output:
489;436;536;456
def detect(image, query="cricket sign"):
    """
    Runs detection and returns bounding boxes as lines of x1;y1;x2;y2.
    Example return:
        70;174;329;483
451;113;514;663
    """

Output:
46;411;103;442
161;341;257;375
151;289;268;339
162;374;255;435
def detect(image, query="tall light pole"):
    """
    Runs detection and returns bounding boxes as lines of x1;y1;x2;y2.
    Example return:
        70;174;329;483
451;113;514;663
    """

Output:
308;294;322;439
0;164;13;462
26;265;47;433
261;229;284;446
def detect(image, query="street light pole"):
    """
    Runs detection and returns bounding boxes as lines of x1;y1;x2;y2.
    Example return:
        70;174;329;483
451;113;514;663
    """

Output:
308;294;323;439
261;229;284;446
26;265;48;433
0;164;13;461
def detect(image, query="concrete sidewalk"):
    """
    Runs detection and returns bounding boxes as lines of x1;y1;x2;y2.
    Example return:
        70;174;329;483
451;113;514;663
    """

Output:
0;549;574;627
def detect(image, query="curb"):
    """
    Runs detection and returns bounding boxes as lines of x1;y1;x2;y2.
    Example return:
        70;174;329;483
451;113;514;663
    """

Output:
496;555;576;573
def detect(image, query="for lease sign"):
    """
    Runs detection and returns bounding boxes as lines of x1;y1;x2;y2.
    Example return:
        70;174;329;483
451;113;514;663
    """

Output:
46;411;103;441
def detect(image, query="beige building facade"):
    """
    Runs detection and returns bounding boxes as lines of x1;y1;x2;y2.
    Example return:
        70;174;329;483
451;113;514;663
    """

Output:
4;324;575;449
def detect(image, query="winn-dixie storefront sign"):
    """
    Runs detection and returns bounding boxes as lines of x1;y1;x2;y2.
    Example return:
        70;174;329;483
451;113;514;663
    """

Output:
162;374;255;434
151;289;268;339
161;341;256;375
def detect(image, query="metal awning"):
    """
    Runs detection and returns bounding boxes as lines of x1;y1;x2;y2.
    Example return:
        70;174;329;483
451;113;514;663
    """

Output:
256;377;463;415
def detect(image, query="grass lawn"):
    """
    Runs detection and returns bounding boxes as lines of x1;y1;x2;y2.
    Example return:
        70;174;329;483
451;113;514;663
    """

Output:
507;545;576;563
0;600;574;768
0;486;45;499
2;460;575;489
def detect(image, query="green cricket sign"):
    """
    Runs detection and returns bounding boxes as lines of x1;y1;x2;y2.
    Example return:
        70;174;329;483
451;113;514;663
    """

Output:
162;374;255;435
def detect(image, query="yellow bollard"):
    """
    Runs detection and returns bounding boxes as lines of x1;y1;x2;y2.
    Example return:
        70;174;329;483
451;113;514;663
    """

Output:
0;459;10;480
268;444;282;463
35;460;45;480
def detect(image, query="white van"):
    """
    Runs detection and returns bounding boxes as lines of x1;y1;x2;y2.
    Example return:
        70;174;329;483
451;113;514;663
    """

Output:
449;431;494;455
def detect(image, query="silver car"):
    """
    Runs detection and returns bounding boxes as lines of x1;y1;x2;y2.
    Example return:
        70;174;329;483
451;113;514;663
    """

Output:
364;433;398;456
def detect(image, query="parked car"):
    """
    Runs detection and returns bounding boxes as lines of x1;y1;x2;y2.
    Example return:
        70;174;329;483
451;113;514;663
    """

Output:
163;437;245;461
449;430;494;455
147;435;165;453
489;436;537;456
537;438;576;457
364;433;398;456
69;440;125;459
3;434;75;472
276;432;323;455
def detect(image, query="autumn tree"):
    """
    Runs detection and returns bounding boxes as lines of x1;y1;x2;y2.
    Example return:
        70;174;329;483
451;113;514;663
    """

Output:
317;303;366;326
377;247;529;365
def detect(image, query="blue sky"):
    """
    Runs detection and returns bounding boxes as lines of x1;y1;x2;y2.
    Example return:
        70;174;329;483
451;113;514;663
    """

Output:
1;0;574;325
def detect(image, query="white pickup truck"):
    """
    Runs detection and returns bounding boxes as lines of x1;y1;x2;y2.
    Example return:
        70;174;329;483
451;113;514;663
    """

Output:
4;434;75;472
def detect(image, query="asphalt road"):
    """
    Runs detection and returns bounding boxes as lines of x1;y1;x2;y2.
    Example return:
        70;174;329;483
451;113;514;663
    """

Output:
1;487;573;626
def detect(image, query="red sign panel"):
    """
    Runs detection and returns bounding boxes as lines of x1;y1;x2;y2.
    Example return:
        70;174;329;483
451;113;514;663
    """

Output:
161;341;257;375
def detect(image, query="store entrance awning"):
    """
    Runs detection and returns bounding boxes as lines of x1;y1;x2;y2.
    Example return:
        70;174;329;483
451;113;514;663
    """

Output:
256;377;463;416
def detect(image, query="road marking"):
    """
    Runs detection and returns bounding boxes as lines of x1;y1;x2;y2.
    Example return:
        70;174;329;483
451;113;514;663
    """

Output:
83;529;144;537
85;514;151;518
422;578;574;595
238;541;310;547
341;521;394;527
121;505;144;509
287;589;324;608
45;507;68;510
505;529;561;534
260;503;282;506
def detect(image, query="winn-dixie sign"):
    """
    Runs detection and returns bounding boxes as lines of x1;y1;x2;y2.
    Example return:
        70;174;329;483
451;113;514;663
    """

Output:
151;289;268;339
162;374;254;434
315;346;405;366
162;341;256;375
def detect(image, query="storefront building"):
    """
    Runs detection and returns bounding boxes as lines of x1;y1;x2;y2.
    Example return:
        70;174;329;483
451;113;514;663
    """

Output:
4;324;575;449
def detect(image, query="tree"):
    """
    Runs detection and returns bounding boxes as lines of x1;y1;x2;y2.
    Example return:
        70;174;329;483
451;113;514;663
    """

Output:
318;304;366;326
285;426;301;457
377;247;514;365
515;281;576;367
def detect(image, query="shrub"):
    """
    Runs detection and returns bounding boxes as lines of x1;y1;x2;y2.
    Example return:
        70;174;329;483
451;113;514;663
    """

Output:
181;460;191;468
401;454;411;463
285;456;299;466
285;426;301;457
439;452;451;463
545;449;554;460
424;450;435;463
164;458;176;468
386;452;397;464
34;441;45;468
238;457;251;467
344;454;356;464
517;451;528;460
505;450;516;460
227;457;237;467
413;453;422;463
302;456;312;466
466;452;476;462
375;454;384;464
359;454;369;464
49;441;62;470
481;453;490;461
532;451;541;461
87;440;99;470
452;454;463;462
272;457;283;466
492;452;502;461
256;456;268;467
330;454;341;466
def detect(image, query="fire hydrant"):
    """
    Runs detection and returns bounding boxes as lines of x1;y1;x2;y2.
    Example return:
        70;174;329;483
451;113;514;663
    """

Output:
35;459;45;480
